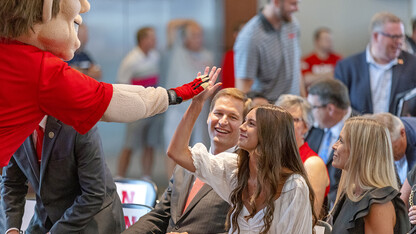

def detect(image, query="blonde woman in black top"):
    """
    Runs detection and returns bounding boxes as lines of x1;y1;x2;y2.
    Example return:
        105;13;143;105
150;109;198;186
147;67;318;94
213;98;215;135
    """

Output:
330;117;409;233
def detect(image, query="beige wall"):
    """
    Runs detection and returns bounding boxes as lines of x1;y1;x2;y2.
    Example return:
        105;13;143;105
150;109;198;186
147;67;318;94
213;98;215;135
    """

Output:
259;0;411;57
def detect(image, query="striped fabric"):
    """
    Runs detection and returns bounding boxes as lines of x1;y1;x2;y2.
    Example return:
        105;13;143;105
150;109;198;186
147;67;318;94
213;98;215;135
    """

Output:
234;13;301;102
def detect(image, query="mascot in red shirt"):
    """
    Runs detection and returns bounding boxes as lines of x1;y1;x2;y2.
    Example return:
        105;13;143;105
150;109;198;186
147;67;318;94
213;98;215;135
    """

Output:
0;0;221;165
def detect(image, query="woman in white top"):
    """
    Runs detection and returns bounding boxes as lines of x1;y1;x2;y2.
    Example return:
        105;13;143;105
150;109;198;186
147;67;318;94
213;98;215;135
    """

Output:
167;67;316;233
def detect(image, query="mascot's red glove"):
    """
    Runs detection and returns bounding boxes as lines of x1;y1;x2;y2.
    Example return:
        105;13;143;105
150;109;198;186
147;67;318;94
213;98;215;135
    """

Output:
167;75;210;105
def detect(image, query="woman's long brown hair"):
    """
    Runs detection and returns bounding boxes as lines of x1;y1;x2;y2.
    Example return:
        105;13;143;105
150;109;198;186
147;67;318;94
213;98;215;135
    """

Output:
226;105;317;233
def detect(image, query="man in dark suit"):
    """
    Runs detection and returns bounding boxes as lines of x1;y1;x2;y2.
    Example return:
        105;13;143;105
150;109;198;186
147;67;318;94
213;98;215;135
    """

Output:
335;12;416;115
1;116;125;234
123;88;250;234
403;18;416;55
306;79;353;208
370;113;416;184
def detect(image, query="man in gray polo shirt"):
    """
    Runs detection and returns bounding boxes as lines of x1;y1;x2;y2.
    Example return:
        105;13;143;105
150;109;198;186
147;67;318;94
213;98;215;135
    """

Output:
234;0;301;102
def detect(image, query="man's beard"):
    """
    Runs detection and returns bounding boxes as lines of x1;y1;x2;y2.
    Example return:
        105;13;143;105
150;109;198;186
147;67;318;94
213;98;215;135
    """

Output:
280;11;292;23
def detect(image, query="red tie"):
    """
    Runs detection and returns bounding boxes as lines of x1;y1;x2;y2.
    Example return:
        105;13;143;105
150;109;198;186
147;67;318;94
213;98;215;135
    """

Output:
183;178;204;213
35;125;44;162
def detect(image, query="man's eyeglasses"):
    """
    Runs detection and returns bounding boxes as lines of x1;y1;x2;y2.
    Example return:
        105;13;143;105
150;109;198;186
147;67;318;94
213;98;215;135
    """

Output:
378;31;404;40
293;117;304;123
311;104;327;109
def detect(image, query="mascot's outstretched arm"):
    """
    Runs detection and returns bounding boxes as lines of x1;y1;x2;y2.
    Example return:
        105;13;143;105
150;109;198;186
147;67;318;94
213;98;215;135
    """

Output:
102;72;218;122
32;0;220;123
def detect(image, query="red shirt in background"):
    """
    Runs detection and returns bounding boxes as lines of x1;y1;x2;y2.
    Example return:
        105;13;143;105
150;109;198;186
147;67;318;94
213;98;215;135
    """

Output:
0;40;113;166
299;142;330;197
301;53;342;76
220;50;235;88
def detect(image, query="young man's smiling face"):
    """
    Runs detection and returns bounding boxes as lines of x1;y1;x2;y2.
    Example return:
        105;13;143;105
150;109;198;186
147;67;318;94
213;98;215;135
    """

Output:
207;96;245;153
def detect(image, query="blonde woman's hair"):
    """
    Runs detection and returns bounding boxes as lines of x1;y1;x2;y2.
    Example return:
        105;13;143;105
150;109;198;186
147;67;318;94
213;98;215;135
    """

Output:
332;117;398;211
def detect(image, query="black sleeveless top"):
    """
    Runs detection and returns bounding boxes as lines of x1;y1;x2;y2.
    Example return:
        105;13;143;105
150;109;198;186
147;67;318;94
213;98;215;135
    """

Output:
330;186;410;234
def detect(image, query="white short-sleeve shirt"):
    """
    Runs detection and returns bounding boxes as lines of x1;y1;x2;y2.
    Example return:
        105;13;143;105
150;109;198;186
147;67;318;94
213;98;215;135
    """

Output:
191;143;313;234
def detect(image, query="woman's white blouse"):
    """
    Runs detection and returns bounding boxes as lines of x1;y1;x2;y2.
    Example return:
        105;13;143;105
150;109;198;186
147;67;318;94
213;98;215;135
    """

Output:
191;143;313;234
